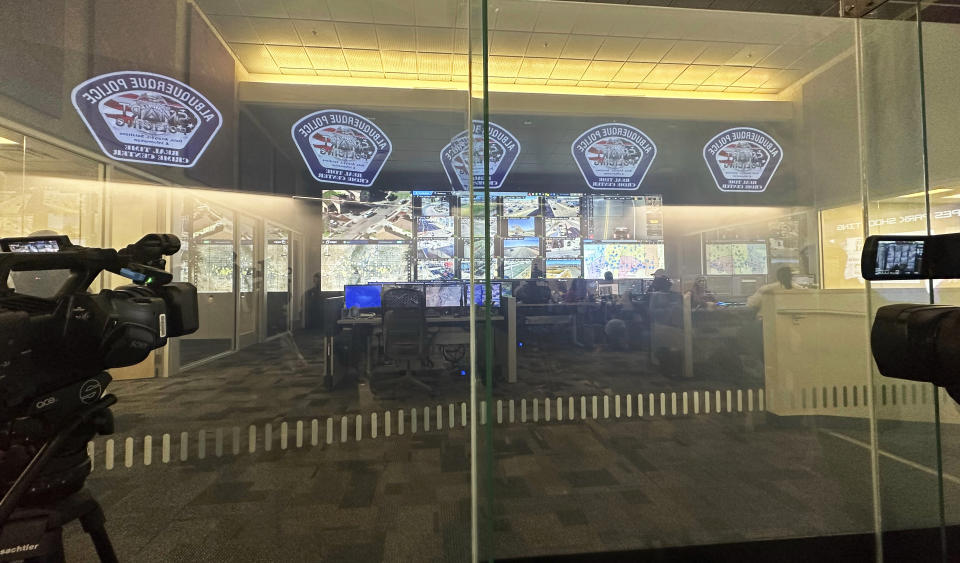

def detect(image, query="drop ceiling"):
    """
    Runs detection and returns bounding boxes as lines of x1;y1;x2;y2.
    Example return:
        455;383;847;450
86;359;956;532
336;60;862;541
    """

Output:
197;0;854;97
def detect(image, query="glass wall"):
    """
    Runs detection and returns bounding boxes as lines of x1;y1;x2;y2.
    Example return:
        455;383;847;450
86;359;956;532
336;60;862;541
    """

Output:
1;0;958;561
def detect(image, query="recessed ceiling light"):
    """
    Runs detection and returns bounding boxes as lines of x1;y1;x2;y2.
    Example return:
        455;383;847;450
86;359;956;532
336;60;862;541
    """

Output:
522;120;533;126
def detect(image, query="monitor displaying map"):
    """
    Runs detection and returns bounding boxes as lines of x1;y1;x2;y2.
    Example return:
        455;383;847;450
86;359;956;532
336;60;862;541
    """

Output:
320;242;412;290
583;242;664;279
706;242;768;275
705;243;734;275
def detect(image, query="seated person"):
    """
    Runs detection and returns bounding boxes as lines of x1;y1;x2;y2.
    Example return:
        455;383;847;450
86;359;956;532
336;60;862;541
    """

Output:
648;268;672;293
687;276;716;310
747;267;795;311
564;278;589;303
515;278;551;304
603;271;615;282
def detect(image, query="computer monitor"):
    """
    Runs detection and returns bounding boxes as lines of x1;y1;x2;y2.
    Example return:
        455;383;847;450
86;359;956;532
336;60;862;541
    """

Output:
426;283;465;308
344;285;381;309
470;282;502;307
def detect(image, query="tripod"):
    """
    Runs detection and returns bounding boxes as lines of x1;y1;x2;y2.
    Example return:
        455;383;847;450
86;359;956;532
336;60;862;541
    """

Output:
0;395;118;562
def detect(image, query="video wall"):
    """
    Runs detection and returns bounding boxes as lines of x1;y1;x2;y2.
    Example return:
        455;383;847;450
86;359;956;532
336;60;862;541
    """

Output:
319;189;665;290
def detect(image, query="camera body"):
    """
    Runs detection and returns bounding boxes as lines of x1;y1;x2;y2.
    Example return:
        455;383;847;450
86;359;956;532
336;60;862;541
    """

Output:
0;234;197;505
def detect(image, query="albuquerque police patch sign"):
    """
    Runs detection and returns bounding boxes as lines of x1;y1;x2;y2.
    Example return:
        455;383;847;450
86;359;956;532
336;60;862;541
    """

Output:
292;110;391;187
571;123;657;191
71;71;222;167
441;121;520;190
703;127;783;193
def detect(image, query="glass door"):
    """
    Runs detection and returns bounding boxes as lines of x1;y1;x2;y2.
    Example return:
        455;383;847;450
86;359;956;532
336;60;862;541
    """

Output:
237;214;260;348
264;223;291;338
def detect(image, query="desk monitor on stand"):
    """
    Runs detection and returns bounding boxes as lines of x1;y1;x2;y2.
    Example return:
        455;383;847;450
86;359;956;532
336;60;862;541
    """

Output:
426;282;466;315
344;285;382;312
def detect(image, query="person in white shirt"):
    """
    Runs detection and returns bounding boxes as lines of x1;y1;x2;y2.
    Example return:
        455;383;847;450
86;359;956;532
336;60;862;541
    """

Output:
747;267;794;310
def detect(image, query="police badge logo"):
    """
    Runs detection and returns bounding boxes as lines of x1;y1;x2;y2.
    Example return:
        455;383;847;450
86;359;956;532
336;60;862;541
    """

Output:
292;110;391;187
441;121;520;190
71;71;222;167
703;127;783;193
571;123;657;191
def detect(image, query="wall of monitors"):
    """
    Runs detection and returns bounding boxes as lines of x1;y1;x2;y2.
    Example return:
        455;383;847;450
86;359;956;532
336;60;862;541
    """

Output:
319;190;665;290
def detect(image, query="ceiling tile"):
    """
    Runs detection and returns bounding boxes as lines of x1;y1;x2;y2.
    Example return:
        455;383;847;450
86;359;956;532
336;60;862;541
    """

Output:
493;2;540;31
550;59;590;80
453;30;468;54
638;83;669;90
726;44;778;67
335;22;379;49
250;18;301;44
643;63;687;83
571;9;614;36
595;37;639;62
418;53;453;74
697;85;727;92
518;58;558;79
666;83;698;91
372;0;415;25
612;62;654;82
581;61;622;82
516;78;547;86
534;3;578;34
547;79;579;87
560;36;604;60
756;87;781;94
702;65;750;86
196;0;243;16
417;27;454;53
343;49;383;72
758;44;808;69
674;64;719;85
490;77;516;84
208;15;259;43
488;56;522;77
231;43;280;73
725;86;758;93
385;72;419;80
760;68;805;89
237;0;286;18
381;50;418;73
490;31;531;57
693;42;744;65
607;82;639;89
660;41;708;65
351;70;386;79
419;74;452;82
282;0;331;20
577;80;610;89
376;25;417;51
315;69;351;77
266;45;312;67
306;47;347;69
281;67;316;75
452;55;468;75
293;20;339;47
629;39;675;63
733;67;777;88
526;33;567;58
415;0;458;27
327;0;373;22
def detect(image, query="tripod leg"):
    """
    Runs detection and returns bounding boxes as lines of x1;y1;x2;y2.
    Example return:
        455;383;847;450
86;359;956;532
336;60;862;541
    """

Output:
78;503;118;563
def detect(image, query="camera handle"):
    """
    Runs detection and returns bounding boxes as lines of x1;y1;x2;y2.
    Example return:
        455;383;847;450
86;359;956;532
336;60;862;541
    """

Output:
0;393;117;528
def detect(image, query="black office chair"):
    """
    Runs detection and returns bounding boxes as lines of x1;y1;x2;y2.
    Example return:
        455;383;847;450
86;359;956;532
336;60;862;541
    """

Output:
377;288;436;393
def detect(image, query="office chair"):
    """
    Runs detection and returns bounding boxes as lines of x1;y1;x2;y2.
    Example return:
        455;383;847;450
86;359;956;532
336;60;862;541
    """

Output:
378;288;436;393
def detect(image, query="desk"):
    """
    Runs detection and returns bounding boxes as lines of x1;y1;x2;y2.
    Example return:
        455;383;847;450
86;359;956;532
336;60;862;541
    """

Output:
517;302;602;347
333;300;517;383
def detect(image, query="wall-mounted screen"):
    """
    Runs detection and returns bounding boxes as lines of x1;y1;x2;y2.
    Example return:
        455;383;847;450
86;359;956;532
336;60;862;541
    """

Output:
502;195;540;217
460;217;498;238
503;237;540;259
460;258;499;279
544;196;581;218
705;243;734;275
584;195;662;241
420;196;451;217
546;259;582;279
545;218;581;238
706;241;768;275
545;238;581;259
417;260;455;280
583;242;664;279
459;194;499;217
504;259;534;279
417;216;455;238
194;240;234;293
507;217;536;237
320;241;412;290
322;190;413;241
418;238;455;260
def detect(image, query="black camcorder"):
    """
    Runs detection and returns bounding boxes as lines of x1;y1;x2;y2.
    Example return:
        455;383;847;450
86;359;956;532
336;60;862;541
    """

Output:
0;234;197;518
862;234;960;399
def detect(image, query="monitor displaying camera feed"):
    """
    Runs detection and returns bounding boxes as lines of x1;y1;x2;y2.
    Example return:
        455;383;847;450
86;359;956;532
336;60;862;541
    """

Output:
322;190;413;241
426;283;464;307
460;258;499;279
585;195;662;241
320;242;412;291
471;283;502;307
545;218;581;238
506;217;536;237
546;259;582;279
504;259;534;279
583;242;664;279
544;196;581;218
502;195;540;217
460;217;498;239
417;216;455;238
4;239;63;253
459;194;499;217
418;238;455;260
417;260;455;281
545;238;581;259
344;285;382;309
876;240;924;277
503;237;540;259
420;196;451;217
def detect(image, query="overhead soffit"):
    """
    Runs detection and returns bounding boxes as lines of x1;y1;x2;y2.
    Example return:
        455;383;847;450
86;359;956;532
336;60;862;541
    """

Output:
197;0;855;99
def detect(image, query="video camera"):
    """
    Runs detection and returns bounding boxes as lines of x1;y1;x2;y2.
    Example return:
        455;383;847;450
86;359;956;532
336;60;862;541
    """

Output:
0;233;197;516
862;233;960;400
